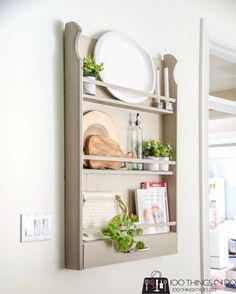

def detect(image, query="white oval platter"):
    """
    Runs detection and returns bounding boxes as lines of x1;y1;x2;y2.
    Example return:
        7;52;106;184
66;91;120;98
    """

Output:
94;31;156;104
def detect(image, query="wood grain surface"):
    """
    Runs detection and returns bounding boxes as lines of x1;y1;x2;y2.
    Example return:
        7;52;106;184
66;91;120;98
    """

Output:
85;135;132;169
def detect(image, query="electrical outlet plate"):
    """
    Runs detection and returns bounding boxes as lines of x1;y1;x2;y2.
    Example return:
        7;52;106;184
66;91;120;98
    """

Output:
20;214;51;242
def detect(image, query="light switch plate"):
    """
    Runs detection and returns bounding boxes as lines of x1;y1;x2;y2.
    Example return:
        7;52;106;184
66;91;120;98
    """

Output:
34;217;42;237
41;214;51;240
21;214;34;242
20;214;51;242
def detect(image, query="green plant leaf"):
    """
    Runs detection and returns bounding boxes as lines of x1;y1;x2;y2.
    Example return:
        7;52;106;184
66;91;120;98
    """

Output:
130;214;138;222
142;140;173;159
135;241;145;250
159;142;173;158
134;227;143;236
117;235;133;253
102;212;145;253
108;214;122;226
83;55;104;78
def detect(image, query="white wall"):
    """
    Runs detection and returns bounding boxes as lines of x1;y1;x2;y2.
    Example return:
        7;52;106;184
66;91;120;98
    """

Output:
1;0;236;293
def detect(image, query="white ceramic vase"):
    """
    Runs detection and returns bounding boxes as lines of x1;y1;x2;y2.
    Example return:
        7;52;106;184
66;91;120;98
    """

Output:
83;76;96;95
159;157;169;171
144;156;160;171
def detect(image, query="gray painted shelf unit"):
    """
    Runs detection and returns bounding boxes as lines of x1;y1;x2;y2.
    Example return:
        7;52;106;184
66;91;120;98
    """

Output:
64;22;178;270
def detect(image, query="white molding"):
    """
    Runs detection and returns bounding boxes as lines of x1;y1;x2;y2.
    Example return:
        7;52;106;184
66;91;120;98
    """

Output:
200;18;236;283
209;142;236;148
205;20;236;51
209;131;236;147
209;95;236;115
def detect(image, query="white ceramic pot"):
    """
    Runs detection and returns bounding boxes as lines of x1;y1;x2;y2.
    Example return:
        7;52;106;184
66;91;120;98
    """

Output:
83;76;96;95
144;156;160;171
159;157;169;171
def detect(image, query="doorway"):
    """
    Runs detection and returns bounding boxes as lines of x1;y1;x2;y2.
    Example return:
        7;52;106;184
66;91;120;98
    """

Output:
200;19;236;291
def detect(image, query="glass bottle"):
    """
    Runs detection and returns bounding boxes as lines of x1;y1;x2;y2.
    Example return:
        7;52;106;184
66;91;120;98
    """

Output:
127;114;135;170
131;113;143;170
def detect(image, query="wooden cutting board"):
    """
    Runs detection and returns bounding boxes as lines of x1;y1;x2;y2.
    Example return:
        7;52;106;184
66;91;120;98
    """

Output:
83;111;120;148
85;135;132;170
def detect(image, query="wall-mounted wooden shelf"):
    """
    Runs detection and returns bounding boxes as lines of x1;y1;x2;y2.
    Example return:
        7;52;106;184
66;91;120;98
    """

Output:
64;21;178;270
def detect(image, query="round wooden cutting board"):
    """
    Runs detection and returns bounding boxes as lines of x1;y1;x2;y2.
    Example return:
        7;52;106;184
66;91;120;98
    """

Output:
83;111;120;147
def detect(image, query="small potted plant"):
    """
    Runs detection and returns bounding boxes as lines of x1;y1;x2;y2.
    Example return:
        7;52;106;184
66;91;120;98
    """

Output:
159;143;173;171
103;195;145;253
83;55;104;95
142;140;161;171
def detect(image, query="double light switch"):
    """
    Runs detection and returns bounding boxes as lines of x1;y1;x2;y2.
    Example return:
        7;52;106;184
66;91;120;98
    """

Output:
21;214;51;242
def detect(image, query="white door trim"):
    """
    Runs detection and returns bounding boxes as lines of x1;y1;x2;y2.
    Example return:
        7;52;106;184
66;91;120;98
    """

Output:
200;18;210;281
200;19;236;281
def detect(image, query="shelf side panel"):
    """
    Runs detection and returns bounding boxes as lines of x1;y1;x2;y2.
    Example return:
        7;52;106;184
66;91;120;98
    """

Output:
163;54;178;233
64;22;83;270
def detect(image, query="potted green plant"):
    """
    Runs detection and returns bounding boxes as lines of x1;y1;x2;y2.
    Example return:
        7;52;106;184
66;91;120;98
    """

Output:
103;195;145;253
159;143;173;171
142;140;161;171
83;55;104;95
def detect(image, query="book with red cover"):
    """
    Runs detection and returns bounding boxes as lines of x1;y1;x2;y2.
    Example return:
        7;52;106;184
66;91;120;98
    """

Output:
141;181;167;189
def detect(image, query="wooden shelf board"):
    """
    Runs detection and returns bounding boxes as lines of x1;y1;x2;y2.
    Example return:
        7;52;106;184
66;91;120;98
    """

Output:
142;221;177;229
83;222;177;234
83;94;173;115
83;78;176;103
83;168;173;175
83;155;176;165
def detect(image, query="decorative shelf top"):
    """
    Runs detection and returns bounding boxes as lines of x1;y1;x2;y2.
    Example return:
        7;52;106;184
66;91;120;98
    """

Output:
83;94;173;115
83;78;176;103
83;168;173;175
83;155;176;165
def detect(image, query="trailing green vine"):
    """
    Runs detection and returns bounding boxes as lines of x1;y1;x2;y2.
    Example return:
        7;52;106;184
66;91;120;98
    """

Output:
103;195;145;253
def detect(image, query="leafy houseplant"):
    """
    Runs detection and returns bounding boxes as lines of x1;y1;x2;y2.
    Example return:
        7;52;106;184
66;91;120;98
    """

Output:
159;143;172;159
159;143;173;171
142;140;161;171
103;195;145;253
142;140;161;158
142;140;173;171
83;55;104;95
83;55;104;78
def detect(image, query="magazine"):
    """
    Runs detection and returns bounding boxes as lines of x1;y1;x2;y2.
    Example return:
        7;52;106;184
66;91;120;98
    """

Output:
135;182;169;234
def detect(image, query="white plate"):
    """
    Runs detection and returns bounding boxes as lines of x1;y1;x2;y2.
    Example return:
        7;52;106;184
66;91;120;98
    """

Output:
94;31;156;104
